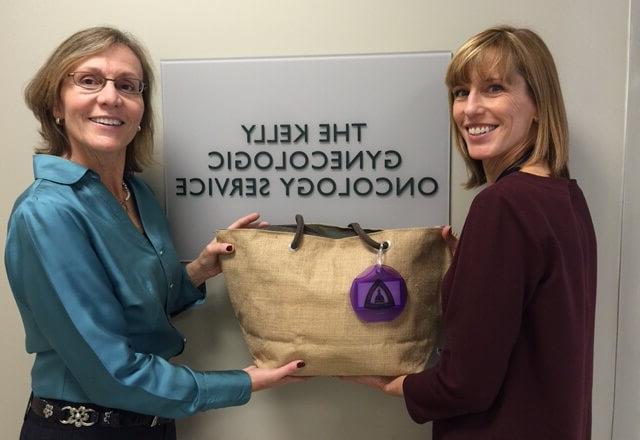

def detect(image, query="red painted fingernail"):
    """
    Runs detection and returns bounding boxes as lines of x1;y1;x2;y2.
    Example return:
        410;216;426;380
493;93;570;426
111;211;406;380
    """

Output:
297;361;305;368
226;245;233;252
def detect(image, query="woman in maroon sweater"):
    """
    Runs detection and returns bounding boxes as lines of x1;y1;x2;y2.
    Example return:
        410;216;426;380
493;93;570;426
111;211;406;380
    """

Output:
351;26;597;440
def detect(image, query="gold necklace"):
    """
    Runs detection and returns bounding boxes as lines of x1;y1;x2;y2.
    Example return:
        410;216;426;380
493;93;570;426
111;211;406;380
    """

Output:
120;181;131;211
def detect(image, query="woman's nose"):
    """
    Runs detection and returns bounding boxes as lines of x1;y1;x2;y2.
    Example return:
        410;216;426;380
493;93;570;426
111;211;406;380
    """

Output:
96;81;122;106
463;90;484;117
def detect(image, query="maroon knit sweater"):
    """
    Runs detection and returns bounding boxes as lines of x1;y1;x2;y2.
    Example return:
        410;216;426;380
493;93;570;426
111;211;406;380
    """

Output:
403;172;597;440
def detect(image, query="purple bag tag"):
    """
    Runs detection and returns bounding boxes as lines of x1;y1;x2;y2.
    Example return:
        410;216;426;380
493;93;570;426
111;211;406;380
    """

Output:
350;241;407;323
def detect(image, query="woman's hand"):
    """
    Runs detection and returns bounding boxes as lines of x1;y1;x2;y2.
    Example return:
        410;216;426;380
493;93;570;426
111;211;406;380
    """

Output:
343;375;406;396
186;212;269;286
442;225;459;255
244;360;307;392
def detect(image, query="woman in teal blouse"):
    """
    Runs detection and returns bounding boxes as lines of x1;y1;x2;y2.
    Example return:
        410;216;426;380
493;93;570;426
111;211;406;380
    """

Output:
5;27;304;440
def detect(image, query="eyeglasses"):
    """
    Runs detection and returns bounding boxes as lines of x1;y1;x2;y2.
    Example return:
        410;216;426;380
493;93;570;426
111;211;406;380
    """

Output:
68;72;145;95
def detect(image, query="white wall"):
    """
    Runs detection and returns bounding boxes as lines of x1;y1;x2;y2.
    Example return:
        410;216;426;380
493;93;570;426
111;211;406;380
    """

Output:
613;0;640;438
0;1;630;439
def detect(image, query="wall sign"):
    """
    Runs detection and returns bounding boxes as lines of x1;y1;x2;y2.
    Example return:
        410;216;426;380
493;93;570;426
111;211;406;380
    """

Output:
161;52;451;259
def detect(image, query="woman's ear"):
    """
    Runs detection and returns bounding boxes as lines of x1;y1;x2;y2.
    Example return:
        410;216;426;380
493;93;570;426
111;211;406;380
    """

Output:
53;99;64;119
53;102;65;126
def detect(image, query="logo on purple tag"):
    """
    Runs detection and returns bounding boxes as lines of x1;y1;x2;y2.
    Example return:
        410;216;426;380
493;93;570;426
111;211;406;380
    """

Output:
350;265;407;322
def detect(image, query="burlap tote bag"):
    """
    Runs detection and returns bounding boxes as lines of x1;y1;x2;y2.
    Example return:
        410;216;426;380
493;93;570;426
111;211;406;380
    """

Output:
217;215;451;376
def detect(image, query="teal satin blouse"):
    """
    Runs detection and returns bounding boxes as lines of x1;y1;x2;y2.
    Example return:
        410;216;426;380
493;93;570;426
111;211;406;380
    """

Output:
5;155;251;418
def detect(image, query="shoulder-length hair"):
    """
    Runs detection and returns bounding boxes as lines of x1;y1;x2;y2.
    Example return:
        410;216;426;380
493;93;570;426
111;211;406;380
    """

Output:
446;25;569;188
24;26;155;173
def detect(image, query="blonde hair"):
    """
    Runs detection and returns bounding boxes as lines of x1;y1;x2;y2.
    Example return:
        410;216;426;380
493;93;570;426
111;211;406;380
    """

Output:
24;26;155;173
446;25;569;187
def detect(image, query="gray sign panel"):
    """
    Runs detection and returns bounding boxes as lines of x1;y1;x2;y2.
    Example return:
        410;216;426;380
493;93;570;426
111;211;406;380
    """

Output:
161;52;451;260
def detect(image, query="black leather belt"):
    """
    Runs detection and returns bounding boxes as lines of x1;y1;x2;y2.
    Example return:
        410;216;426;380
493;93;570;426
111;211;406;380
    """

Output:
29;396;172;428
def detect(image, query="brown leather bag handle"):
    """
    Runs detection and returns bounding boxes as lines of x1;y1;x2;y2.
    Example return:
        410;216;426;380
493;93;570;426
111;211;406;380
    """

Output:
289;214;388;251
348;222;389;251
289;214;306;250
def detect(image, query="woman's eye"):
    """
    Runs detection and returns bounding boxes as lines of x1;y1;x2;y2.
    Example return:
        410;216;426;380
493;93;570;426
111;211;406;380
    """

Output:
79;75;100;86
452;89;469;98
488;84;504;93
117;80;136;92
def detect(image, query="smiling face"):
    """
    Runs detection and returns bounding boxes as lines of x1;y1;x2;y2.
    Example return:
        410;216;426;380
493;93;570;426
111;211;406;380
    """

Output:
451;70;538;176
55;44;144;165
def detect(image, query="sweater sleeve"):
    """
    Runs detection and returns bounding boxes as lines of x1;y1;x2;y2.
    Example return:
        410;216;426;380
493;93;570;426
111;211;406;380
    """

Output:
403;188;544;422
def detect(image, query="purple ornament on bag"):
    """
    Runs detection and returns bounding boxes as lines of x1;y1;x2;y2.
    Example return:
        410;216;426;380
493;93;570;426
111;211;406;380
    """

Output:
350;264;407;322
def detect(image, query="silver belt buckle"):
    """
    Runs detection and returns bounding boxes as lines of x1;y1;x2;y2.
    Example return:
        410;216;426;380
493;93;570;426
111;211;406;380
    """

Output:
60;405;96;427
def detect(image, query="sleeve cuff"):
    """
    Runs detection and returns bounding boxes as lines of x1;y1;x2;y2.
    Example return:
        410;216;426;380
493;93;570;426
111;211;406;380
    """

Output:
196;370;252;410
403;372;432;424
169;268;207;316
